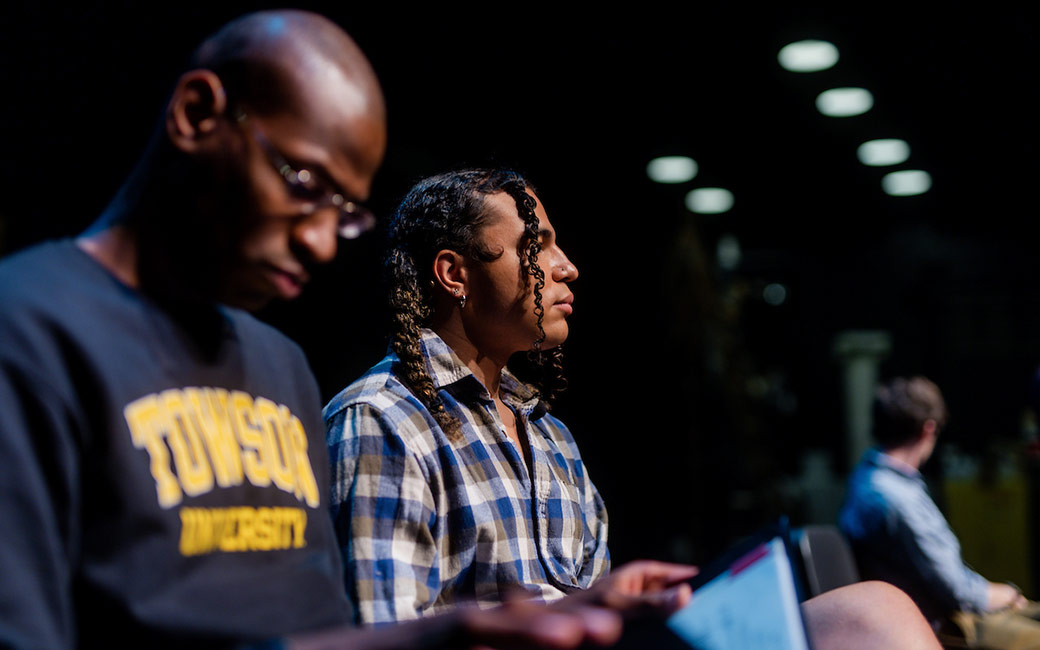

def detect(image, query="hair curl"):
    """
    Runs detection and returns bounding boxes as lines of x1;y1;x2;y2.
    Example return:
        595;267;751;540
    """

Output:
386;169;567;439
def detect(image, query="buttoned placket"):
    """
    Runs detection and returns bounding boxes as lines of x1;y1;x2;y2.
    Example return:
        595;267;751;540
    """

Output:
475;388;532;485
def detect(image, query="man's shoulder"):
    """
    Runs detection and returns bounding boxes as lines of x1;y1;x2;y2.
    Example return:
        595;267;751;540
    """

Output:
0;240;84;310
841;456;935;533
0;240;126;360
323;353;444;456
323;353;410;419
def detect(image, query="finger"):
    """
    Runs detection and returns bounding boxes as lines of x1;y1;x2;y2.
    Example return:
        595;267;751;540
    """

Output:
631;560;699;584
639;583;693;616
461;604;590;650
614;560;699;592
604;583;695;619
573;607;623;646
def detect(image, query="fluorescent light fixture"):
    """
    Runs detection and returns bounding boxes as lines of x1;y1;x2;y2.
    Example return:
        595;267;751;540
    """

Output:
882;170;932;196
816;87;874;117
686;187;734;214
857;139;910;166
717;234;742;271
647;156;699;183
763;283;788;306
778;40;839;72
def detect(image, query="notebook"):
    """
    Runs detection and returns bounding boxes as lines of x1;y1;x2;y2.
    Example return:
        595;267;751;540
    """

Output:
613;518;813;650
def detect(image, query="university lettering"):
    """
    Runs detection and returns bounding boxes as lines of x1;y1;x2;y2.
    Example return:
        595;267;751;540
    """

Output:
125;388;320;509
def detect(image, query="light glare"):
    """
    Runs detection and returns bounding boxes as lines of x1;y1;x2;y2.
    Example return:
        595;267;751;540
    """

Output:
778;40;839;72
763;283;788;306
717;235;742;271
882;170;932;196
686;187;734;214
857;139;910;166
647;156;699;184
816;87;874;117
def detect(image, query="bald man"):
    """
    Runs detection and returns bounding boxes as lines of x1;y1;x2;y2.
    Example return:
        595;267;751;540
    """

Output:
0;10;376;648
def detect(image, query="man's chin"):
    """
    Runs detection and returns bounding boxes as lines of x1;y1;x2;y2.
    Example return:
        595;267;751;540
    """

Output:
222;288;278;313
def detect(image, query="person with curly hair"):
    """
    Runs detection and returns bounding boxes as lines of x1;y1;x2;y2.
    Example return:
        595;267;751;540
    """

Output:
323;170;946;650
324;168;604;625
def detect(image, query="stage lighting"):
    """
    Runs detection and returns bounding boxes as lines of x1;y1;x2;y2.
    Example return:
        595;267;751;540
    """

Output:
778;40;839;72
647;156;699;183
816;87;873;117
857;139;910;166
686;187;734;214
882;170;932;196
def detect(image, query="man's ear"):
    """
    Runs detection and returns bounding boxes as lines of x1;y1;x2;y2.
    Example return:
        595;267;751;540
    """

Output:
921;419;938;442
166;69;228;152
432;249;468;298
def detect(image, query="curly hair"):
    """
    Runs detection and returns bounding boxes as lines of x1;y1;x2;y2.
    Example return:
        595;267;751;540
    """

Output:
386;169;567;439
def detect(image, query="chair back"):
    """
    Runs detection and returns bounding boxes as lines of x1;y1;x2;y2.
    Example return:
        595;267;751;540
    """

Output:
792;524;860;597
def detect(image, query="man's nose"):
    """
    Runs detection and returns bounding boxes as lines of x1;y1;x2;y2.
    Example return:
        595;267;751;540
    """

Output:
293;209;339;264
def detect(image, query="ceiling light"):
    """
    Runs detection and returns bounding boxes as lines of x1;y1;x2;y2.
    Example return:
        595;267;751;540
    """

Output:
686;188;734;214
816;87;874;117
647;156;699;184
857;139;910;166
778;40;839;72
882;170;932;196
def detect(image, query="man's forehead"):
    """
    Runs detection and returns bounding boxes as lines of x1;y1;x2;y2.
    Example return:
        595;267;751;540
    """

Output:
265;66;386;196
484;191;553;235
298;60;373;122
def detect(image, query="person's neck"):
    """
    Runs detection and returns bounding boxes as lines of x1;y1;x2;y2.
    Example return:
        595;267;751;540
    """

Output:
881;444;925;471
432;320;509;399
77;176;230;356
77;199;140;289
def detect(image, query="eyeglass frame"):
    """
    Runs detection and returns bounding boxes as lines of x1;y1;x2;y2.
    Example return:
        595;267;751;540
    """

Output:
234;111;376;240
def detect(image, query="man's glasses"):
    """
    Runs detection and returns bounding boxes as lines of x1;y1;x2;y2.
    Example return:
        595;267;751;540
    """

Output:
237;113;376;239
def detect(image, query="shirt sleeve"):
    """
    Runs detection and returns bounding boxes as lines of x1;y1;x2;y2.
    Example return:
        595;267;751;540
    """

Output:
0;360;80;649
326;402;440;626
893;488;990;613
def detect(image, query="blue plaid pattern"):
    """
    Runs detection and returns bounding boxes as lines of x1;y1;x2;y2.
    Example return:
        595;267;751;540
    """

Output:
325;329;609;625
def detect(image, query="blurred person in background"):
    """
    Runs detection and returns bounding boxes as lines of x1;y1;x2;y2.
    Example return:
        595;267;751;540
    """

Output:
840;376;1040;648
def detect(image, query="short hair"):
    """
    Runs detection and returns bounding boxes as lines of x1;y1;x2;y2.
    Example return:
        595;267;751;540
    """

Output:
873;376;948;448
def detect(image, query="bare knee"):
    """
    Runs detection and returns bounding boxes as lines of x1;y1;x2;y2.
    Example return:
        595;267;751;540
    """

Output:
802;581;940;650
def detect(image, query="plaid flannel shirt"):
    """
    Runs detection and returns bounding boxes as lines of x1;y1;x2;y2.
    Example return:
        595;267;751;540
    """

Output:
324;329;609;625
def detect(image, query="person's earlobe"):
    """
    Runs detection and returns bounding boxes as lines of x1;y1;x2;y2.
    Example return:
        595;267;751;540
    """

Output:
432;250;468;299
166;69;228;152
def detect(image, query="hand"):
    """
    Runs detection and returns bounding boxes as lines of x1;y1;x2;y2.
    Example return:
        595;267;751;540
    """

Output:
458;598;622;650
286;600;621;650
559;560;699;618
987;582;1027;612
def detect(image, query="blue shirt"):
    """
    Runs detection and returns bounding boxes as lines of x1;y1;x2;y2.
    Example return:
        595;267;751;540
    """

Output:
324;329;609;625
839;448;989;623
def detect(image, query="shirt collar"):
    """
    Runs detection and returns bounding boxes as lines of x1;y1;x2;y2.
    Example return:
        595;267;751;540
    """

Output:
420;328;475;390
867;447;922;479
418;328;547;418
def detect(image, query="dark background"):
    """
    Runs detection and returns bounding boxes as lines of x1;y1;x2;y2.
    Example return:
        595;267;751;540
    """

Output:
3;4;1039;567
